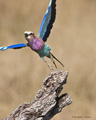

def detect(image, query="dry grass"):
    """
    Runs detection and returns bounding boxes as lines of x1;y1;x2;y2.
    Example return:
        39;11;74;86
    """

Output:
0;0;96;120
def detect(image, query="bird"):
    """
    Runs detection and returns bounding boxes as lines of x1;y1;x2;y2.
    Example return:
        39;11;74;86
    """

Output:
0;0;64;70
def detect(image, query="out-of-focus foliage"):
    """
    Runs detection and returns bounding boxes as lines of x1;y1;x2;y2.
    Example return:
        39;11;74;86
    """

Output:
0;0;96;120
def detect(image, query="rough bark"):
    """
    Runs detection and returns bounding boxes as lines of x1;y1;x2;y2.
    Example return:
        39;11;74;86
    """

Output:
3;70;72;120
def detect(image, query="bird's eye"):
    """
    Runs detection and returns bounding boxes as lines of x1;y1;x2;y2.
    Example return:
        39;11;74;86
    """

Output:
29;32;34;35
24;33;28;37
24;31;34;36
30;33;32;35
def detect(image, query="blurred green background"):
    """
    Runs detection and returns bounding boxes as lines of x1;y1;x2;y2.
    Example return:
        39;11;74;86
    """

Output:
0;0;96;120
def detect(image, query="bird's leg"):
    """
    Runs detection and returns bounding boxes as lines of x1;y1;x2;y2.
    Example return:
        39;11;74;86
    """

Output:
41;57;54;70
49;53;57;69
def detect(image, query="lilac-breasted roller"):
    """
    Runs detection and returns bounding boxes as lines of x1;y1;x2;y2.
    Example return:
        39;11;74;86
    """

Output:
0;0;64;69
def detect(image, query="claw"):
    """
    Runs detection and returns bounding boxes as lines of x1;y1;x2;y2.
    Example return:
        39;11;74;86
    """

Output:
50;53;57;69
41;57;54;70
47;64;54;71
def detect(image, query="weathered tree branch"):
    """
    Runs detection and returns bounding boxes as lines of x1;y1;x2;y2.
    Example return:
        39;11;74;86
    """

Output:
3;70;72;120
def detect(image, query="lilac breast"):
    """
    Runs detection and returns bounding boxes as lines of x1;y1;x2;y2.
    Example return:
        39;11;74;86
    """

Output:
28;38;44;51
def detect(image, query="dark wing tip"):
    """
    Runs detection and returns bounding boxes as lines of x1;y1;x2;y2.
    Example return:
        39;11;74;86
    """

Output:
43;0;56;42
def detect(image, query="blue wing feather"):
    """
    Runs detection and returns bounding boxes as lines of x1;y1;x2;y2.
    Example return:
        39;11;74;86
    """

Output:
39;0;56;42
0;43;27;51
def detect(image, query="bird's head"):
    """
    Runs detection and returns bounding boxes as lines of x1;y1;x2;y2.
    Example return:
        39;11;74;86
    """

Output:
24;31;35;41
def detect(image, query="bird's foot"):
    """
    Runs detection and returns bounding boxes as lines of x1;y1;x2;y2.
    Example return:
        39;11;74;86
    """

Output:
48;64;54;71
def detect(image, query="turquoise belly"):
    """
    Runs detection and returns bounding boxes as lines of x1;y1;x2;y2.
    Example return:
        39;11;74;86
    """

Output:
37;43;51;57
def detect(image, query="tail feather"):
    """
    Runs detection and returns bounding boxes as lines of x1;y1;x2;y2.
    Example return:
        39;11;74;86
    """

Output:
50;52;64;67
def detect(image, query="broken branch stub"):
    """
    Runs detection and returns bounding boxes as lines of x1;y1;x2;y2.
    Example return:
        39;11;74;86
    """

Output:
3;70;72;120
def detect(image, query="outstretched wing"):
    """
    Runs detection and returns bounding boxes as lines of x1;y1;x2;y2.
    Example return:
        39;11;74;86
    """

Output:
0;43;27;51
39;0;56;42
